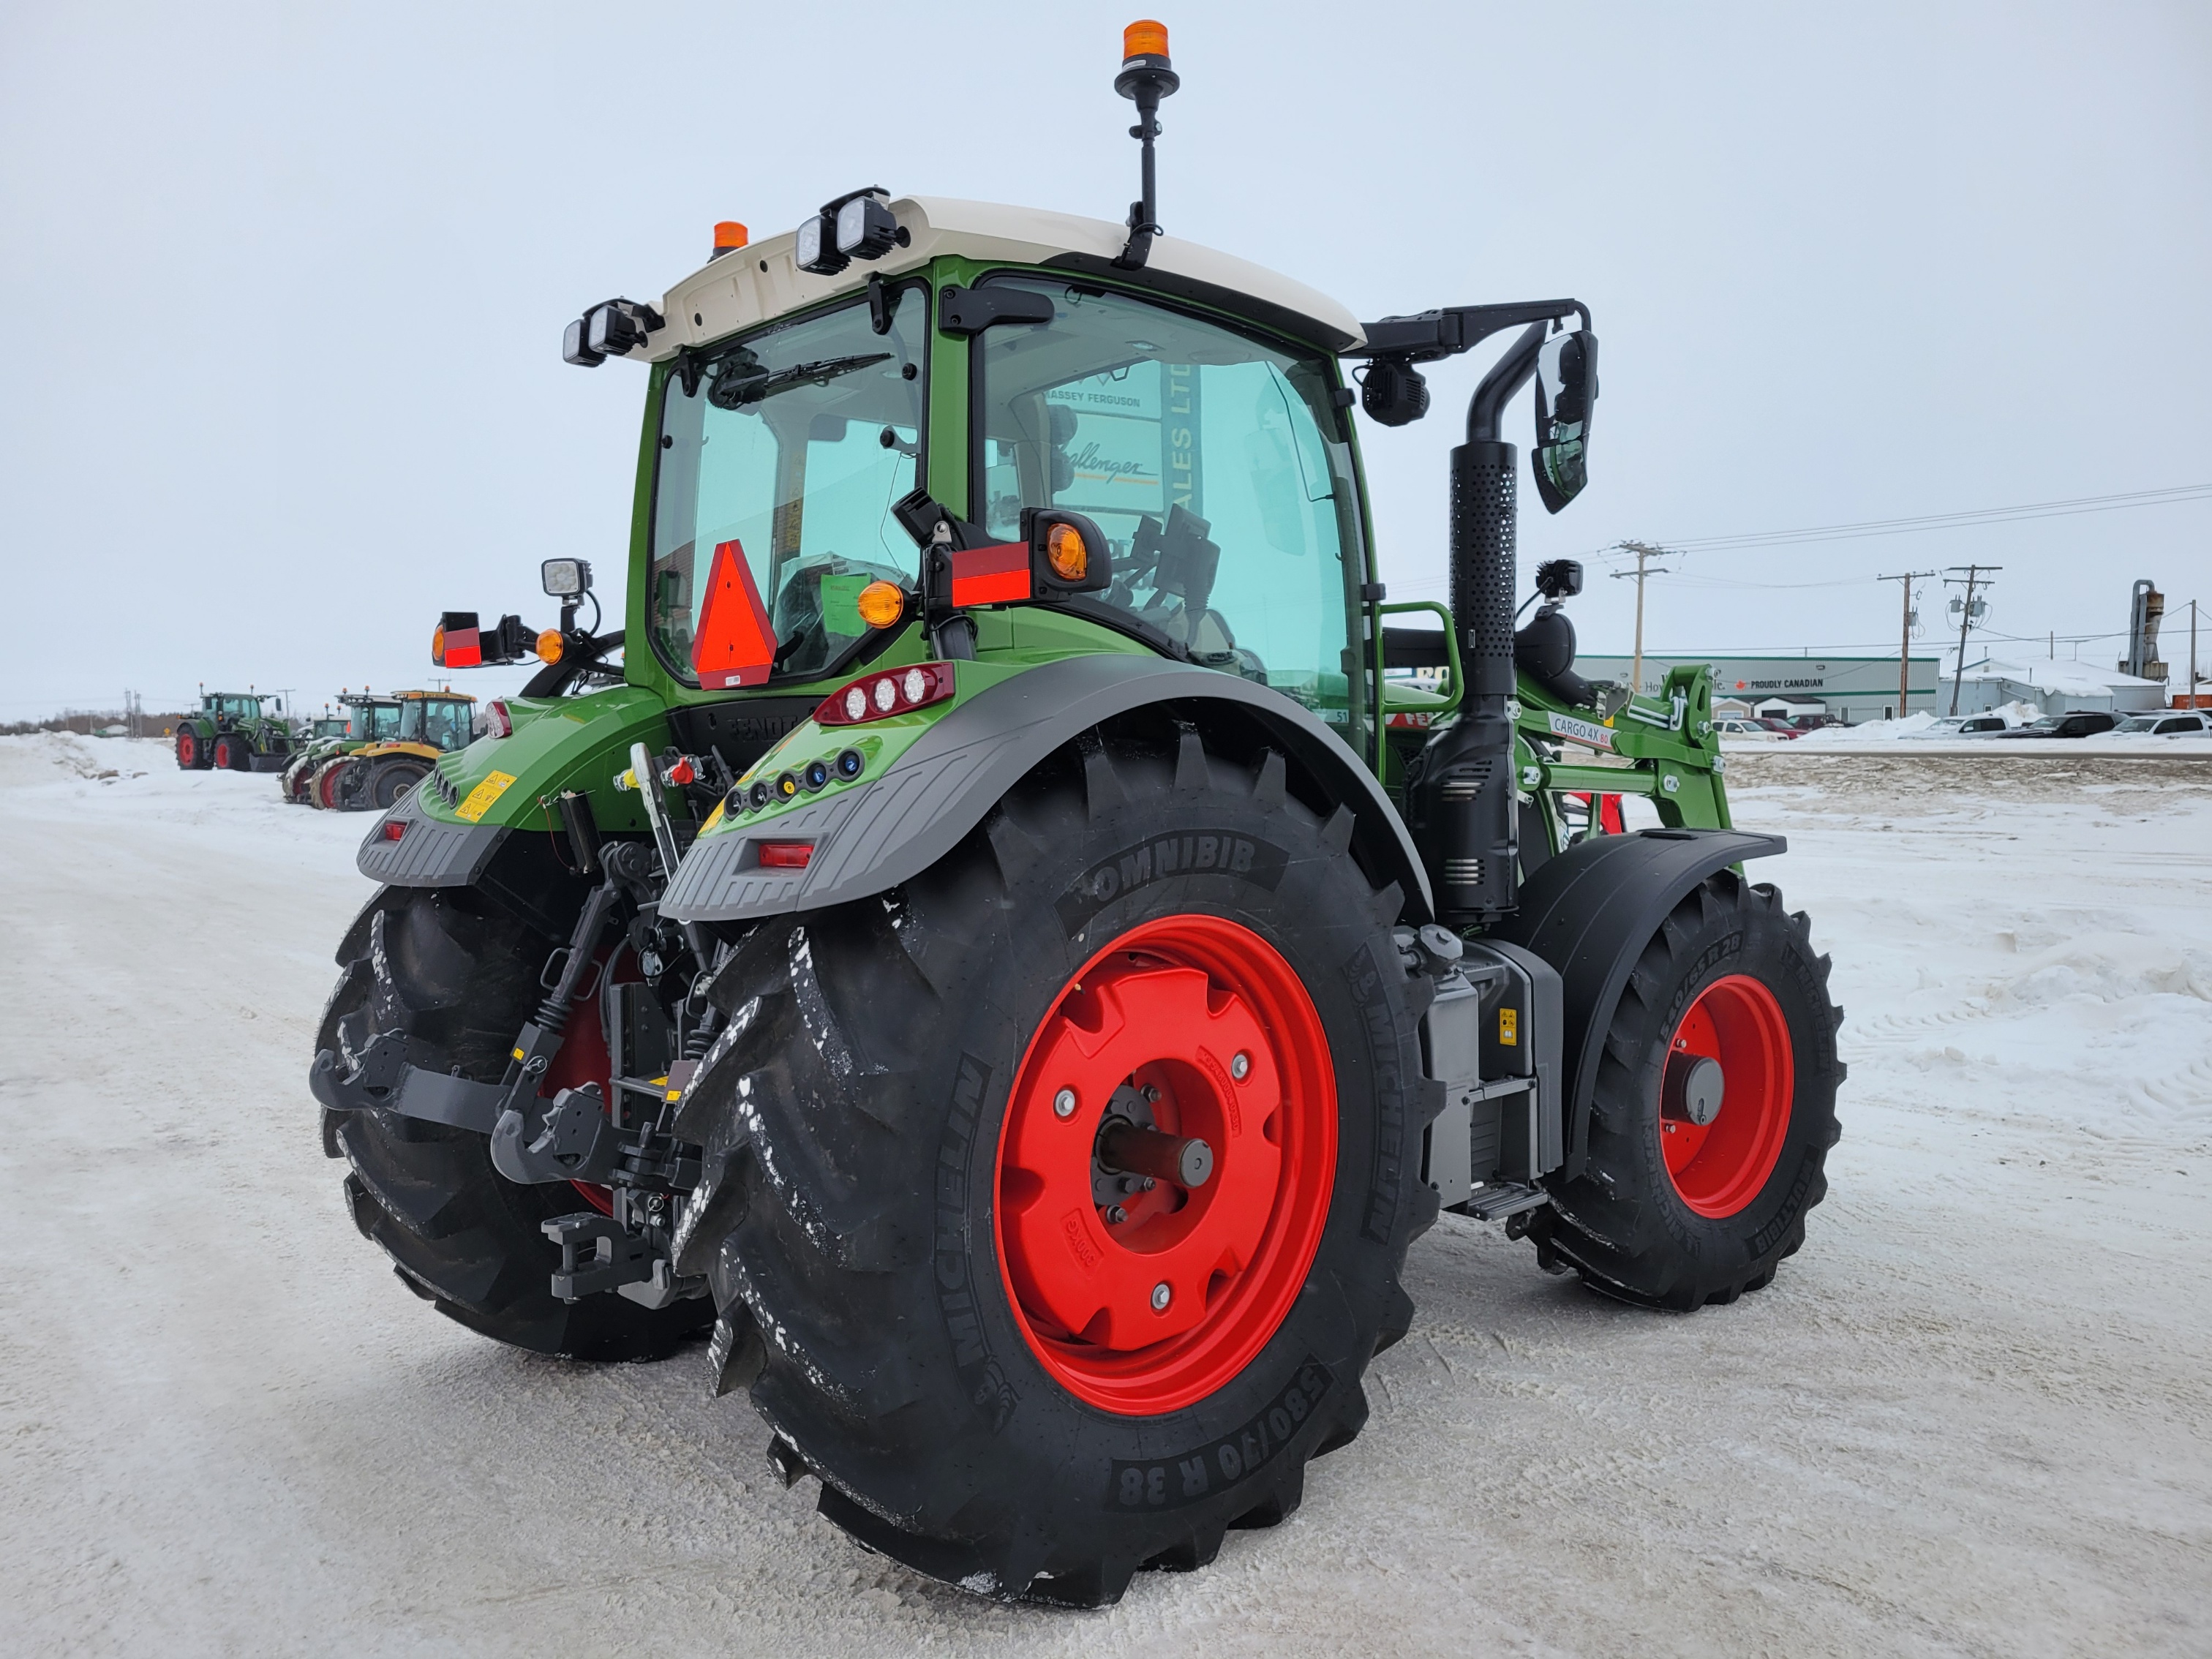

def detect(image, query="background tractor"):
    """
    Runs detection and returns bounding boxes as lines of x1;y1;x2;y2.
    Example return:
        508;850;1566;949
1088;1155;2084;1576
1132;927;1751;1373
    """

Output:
311;23;1840;1609
313;689;476;811
282;692;403;805
173;688;297;772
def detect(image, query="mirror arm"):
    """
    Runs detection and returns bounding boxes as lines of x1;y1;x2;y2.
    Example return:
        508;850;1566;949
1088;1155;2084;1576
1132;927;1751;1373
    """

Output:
1467;323;1550;443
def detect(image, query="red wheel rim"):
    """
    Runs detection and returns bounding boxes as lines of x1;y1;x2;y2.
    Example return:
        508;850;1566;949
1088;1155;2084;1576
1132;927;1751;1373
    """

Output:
178;734;195;765
995;914;1336;1416
1660;974;1794;1218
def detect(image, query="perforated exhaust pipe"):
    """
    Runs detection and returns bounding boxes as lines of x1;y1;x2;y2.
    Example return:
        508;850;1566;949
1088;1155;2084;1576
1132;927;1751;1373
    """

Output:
1411;323;1548;928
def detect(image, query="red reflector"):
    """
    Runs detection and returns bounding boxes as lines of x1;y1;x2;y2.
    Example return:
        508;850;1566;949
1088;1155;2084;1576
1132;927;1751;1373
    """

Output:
383;821;406;841
949;541;1032;608
692;538;777;690
440;628;481;669
485;699;513;738
757;841;812;869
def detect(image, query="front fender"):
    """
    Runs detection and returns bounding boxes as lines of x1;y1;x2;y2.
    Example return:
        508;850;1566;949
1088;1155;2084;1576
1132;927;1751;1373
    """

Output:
1489;827;1785;1180
660;653;1433;925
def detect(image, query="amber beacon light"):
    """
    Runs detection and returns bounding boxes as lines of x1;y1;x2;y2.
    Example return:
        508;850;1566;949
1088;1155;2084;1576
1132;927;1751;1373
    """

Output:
1122;19;1170;61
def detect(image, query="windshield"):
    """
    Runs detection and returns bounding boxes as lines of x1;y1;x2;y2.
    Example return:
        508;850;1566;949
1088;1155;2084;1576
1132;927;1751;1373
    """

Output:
650;286;928;686
972;277;1364;735
211;695;259;718
399;699;472;748
349;703;402;742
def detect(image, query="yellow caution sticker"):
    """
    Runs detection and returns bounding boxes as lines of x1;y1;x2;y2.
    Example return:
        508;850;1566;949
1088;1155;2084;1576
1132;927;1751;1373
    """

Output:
1499;1007;1519;1046
456;770;518;822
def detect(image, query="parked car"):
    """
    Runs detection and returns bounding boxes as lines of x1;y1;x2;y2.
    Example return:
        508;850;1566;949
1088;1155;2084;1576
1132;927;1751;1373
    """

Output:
1715;718;1783;740
2112;710;2212;737
1752;718;1805;738
1908;713;2012;739
1993;710;2120;740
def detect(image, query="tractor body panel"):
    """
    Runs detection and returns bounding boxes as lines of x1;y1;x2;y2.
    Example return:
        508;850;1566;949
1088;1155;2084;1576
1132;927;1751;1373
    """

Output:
660;652;1432;925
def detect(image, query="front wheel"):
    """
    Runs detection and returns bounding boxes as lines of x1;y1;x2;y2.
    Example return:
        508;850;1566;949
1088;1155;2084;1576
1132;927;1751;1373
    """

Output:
367;759;427;810
1524;872;1843;1309
671;725;1439;1603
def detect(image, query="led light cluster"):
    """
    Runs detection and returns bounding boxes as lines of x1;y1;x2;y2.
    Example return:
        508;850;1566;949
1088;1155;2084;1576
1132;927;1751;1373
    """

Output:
723;747;867;819
815;662;954;727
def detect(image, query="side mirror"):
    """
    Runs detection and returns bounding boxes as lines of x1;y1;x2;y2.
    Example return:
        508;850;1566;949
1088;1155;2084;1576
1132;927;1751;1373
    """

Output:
1532;329;1598;514
542;558;592;598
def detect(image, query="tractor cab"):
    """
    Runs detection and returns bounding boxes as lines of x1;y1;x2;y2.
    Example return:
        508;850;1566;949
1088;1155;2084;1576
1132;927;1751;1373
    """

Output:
201;691;266;728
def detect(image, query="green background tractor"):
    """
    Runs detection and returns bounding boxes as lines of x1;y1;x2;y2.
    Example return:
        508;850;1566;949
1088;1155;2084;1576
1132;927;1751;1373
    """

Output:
283;692;402;805
314;690;476;811
312;26;1840;1609
174;689;297;772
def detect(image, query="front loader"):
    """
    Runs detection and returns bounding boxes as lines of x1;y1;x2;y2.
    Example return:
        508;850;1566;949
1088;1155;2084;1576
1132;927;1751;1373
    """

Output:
309;22;1841;1608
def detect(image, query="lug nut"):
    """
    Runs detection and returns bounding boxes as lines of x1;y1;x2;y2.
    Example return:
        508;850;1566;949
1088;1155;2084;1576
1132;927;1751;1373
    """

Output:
1141;1083;1161;1104
1151;1282;1172;1311
1106;1204;1127;1224
1053;1087;1077;1118
1230;1051;1250;1080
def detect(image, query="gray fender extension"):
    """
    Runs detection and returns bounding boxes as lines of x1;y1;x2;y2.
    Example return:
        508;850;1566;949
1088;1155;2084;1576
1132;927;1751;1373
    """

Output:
659;652;1434;925
354;778;507;887
1488;827;1785;1181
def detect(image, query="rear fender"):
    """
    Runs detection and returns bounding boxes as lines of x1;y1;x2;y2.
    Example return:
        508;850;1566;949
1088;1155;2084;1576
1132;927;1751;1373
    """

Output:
660;653;1433;926
1488;827;1785;1180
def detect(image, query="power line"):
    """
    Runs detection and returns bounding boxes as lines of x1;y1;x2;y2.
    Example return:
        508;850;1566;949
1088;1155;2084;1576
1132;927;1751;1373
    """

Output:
1614;481;2212;557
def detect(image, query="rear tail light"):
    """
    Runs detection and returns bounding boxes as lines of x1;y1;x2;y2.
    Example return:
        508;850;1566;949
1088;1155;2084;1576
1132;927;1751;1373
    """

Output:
815;662;955;726
383;821;406;842
485;699;514;738
758;842;813;869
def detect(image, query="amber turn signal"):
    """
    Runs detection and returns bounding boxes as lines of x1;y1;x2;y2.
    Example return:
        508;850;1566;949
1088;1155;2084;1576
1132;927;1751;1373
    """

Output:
1123;18;1169;59
714;220;748;250
1044;522;1090;583
535;628;565;664
856;579;907;629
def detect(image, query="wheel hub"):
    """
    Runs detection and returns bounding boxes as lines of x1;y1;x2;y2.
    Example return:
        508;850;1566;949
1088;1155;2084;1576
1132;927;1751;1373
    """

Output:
996;914;1335;1415
1660;973;1794;1218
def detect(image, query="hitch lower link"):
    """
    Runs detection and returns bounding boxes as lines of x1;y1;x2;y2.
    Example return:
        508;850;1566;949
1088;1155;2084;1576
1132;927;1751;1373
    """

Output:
310;836;713;1309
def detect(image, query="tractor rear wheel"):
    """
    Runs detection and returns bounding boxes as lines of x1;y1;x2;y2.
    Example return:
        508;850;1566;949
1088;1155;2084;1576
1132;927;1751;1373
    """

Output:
312;757;356;810
1523;871;1843;1309
671;726;1437;1603
319;887;712;1359
368;759;428;810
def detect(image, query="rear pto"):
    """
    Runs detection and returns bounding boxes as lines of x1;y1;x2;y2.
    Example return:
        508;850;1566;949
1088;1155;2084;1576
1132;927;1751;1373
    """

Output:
310;24;1840;1606
174;690;296;772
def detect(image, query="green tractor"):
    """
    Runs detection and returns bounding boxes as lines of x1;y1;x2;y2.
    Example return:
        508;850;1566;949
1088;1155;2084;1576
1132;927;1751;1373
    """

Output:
174;688;297;772
312;689;478;811
311;25;1841;1607
282;692;404;805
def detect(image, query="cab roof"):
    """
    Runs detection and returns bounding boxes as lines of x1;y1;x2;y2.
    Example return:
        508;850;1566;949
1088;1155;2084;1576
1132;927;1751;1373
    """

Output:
642;196;1366;363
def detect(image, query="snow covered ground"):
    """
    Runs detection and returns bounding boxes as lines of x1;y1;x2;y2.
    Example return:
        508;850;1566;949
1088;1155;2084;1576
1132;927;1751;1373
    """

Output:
4;733;2208;1656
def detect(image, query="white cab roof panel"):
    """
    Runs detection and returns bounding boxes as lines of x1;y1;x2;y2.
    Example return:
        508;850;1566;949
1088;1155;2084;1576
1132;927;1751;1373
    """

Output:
641;196;1365;361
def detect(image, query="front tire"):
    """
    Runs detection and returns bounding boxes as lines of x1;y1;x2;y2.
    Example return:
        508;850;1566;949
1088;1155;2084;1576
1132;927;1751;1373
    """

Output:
368;759;427;810
672;724;1438;1603
1524;872;1843;1309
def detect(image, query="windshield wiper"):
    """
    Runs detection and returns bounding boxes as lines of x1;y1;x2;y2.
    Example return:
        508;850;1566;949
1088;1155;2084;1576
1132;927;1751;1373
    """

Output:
709;353;893;410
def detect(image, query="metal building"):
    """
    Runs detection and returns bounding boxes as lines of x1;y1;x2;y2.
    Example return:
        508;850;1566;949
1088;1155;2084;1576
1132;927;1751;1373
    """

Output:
1576;654;1942;725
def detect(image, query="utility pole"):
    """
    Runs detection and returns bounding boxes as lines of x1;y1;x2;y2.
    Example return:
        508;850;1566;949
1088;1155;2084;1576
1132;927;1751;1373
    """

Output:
1610;541;1675;700
2191;599;2200;710
1943;564;2001;715
1879;571;1935;718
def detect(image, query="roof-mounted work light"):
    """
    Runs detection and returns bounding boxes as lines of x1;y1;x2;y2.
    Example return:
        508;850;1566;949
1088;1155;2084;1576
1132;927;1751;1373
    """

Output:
797;187;902;275
562;298;664;367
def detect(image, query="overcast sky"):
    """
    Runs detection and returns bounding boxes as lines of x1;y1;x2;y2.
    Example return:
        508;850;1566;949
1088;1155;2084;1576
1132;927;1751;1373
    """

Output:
3;0;2207;720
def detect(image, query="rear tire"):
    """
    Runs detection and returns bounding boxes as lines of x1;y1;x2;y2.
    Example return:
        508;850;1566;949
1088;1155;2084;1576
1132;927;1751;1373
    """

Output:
312;757;355;810
672;725;1437;1603
319;887;712;1360
1524;872;1843;1309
